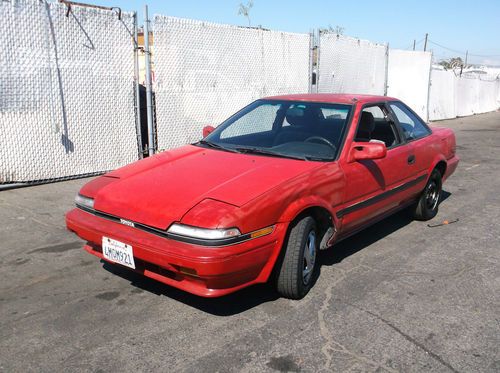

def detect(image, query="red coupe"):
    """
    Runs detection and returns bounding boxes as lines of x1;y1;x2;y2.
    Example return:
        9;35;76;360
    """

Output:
66;94;459;299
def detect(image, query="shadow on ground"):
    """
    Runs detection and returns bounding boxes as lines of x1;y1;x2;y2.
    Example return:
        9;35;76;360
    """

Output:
102;191;451;316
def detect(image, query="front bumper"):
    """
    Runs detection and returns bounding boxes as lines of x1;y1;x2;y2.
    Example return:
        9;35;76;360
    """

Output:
66;208;286;297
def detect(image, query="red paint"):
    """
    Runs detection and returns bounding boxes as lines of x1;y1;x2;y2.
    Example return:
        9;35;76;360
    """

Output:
66;94;459;297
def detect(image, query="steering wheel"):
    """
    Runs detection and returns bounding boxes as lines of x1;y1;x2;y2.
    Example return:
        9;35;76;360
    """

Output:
305;136;336;149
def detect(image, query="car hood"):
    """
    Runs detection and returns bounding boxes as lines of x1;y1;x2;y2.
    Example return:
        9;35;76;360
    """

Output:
91;145;322;230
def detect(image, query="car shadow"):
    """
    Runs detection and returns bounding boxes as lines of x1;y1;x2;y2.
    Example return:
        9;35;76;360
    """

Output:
101;261;280;316
319;190;451;266
101;190;451;316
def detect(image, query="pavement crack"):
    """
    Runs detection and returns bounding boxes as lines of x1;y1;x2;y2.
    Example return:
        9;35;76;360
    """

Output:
317;281;335;369
316;270;397;373
347;303;460;373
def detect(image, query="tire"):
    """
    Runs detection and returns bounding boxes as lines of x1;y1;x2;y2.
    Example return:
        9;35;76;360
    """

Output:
275;216;318;299
413;169;442;221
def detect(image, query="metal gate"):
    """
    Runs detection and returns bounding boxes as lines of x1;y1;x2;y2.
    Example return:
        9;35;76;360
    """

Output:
0;0;139;184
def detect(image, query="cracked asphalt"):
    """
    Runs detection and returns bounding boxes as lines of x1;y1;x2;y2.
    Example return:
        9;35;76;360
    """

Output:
1;112;499;372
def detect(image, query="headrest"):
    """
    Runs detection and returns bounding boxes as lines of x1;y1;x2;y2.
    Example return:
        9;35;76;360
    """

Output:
356;111;375;140
285;107;308;127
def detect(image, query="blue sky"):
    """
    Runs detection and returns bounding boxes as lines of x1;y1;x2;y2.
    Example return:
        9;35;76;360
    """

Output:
89;0;500;65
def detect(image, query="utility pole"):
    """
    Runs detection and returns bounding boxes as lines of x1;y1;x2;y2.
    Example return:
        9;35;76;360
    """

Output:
465;50;468;66
423;33;428;52
413;39;416;50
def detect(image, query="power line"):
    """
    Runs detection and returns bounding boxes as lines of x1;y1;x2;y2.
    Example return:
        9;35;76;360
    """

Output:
401;37;425;51
428;39;500;58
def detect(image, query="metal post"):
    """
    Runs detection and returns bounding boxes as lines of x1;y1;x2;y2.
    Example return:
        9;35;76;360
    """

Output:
133;12;143;159
143;4;155;156
425;51;433;122
383;43;390;96
308;29;314;93
423;33;428;52
316;28;320;93
413;39;416;50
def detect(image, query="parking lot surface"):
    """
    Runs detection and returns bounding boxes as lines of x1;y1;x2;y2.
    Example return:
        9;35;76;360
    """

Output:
1;112;499;372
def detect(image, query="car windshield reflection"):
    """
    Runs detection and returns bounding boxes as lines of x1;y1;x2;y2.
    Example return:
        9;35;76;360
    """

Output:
197;100;353;161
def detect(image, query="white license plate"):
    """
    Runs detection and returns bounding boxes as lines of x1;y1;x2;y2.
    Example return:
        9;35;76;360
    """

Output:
102;237;136;269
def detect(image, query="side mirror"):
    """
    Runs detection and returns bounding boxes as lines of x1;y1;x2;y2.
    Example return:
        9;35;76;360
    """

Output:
348;142;387;162
202;125;215;138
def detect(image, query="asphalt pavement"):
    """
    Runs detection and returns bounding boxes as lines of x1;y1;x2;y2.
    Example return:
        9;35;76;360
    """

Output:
1;111;499;372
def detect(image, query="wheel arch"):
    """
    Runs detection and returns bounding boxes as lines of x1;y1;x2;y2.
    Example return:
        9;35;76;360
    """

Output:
434;160;447;178
279;196;339;228
279;197;340;251
427;154;447;182
294;206;334;236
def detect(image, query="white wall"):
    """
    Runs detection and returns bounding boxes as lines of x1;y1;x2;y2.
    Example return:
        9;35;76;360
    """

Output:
387;49;432;120
429;69;500;121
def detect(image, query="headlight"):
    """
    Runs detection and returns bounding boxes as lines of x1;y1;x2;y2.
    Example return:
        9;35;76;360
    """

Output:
75;194;94;210
167;223;241;240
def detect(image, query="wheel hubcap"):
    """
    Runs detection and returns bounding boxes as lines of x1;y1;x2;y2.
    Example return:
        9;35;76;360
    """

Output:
425;180;440;210
302;231;316;285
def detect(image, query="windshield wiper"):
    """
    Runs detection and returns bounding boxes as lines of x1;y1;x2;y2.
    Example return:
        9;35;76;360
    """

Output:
195;140;240;153
304;155;335;161
234;147;307;161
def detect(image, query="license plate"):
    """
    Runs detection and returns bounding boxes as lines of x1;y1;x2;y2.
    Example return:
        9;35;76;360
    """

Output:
102;237;136;269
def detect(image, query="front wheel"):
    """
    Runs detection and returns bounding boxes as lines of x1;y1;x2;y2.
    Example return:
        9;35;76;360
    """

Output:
413;169;442;221
275;216;318;299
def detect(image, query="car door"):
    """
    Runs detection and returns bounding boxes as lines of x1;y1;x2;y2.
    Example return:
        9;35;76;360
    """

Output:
339;103;416;234
388;101;433;181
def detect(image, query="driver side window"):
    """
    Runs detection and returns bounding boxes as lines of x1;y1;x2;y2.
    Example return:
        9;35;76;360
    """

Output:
355;105;401;148
389;102;431;141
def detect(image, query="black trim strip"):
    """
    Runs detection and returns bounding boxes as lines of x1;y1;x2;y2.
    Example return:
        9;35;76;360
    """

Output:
336;174;427;219
75;205;270;247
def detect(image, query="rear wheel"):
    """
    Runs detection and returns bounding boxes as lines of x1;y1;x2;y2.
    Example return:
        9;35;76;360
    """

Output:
413;169;442;221
275;216;318;299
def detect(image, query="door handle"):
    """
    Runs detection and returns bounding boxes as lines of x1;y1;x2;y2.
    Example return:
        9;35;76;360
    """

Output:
407;154;416;165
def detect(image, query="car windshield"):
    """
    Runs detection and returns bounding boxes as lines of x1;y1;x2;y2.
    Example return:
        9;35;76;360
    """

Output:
198;99;352;161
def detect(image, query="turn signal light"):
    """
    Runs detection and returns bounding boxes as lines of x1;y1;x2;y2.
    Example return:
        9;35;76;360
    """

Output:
250;226;274;239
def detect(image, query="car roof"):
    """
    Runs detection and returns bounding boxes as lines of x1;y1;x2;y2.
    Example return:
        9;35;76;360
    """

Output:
262;93;399;105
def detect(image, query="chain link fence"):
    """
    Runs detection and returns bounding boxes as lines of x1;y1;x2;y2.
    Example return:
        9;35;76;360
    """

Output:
153;16;311;150
317;33;388;95
1;2;499;186
0;0;139;185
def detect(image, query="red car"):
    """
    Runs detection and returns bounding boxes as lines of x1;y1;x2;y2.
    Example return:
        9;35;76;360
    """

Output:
66;94;459;299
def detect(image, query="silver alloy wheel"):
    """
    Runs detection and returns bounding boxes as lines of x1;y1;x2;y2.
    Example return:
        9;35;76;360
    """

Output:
302;230;316;285
425;180;440;210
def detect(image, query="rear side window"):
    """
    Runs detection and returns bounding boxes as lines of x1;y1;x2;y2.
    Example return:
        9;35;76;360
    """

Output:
389;102;430;141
